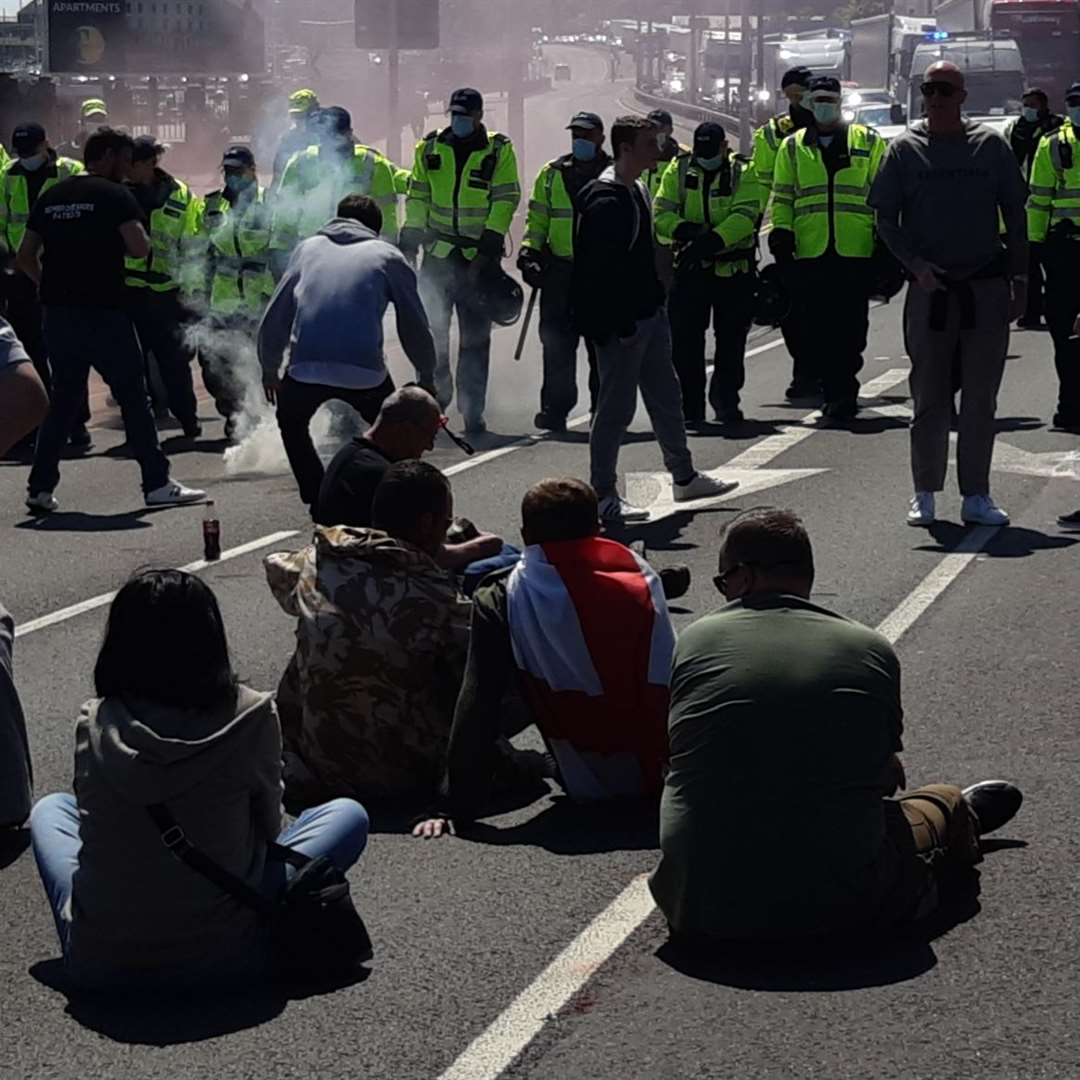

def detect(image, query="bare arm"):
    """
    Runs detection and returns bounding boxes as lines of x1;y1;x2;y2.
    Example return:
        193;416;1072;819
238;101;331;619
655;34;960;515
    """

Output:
0;360;47;456
14;230;43;285
119;219;151;260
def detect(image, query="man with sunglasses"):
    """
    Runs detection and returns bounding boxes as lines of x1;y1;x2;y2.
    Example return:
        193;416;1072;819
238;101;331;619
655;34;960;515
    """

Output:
650;507;1023;945
769;75;885;422
869;62;1028;528
1028;81;1080;431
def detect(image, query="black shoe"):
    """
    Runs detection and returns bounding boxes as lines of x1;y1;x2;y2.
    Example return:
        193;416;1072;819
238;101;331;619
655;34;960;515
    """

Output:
715;405;744;425
68;426;93;452
463;418;487;436
962;780;1023;835
1016;317;1045;330
684;416;708;432
785;381;820;401
224;416;238;442
534;411;567;433
1052;412;1080;432
822;399;858;422
182;420;202;439
1058;509;1080;529
658;564;691;600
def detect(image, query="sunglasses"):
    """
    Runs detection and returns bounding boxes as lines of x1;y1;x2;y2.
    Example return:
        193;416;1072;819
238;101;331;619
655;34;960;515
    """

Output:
920;81;958;98
713;563;748;595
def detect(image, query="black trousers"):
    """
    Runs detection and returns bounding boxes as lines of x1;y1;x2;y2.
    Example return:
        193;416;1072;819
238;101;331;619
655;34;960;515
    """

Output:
5;270;90;433
198;314;260;421
668;268;755;420
774;262;815;391
128;290;199;430
1022;242;1046;324
794;255;868;406
276;373;395;510
1043;237;1080;420
538;262;598;421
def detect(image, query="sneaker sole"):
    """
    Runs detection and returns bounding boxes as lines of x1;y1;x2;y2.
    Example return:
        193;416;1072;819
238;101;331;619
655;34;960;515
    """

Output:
673;481;739;503
961;518;1008;527
145;495;206;508
906;516;935;527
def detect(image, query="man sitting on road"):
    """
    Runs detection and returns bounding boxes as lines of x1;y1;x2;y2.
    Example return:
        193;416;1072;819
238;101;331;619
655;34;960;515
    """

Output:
265;460;471;807
413;478;675;838
650;508;1023;944
316;386;513;591
259;194;437;515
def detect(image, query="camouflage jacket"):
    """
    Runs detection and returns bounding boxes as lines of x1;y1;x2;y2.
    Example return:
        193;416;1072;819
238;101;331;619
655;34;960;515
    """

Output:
265;526;471;802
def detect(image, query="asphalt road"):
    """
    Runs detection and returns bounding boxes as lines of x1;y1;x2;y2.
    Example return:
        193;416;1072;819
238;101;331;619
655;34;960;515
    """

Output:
2;46;1079;1080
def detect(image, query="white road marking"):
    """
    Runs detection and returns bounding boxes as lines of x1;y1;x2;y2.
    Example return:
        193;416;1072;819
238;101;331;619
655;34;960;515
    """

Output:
14;529;299;639
726;367;910;470
436;876;657;1080
436;425;1011;1080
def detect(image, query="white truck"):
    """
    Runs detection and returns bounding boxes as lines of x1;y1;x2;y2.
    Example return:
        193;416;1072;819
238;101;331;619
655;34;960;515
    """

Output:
850;13;939;104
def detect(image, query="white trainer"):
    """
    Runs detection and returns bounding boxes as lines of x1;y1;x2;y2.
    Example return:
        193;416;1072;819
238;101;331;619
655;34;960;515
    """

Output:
673;473;739;503
26;491;59;514
906;491;936;527
962;494;1009;527
145;481;207;508
598;493;650;523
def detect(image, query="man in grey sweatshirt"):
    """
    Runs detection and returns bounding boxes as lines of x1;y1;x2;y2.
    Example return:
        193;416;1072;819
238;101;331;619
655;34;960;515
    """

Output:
869;61;1028;529
259;194;437;512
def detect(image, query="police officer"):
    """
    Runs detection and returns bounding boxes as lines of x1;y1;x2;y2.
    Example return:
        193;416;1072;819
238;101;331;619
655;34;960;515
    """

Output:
272;88;320;191
271;106;399;271
752;66;816;400
0;122;89;451
1005;87;1063;329
769;76;885;422
125;135;203;438
655;121;763;427
57;98;109;161
518;110;610;432
1028;82;1080;430
197;145;274;437
400;88;521;434
642;109;690;296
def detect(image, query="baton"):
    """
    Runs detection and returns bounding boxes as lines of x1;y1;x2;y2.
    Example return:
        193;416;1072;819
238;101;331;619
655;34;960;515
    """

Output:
514;287;539;361
439;416;475;456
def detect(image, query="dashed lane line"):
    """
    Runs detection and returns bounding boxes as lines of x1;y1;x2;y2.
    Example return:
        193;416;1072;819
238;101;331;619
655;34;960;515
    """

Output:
14;529;299;640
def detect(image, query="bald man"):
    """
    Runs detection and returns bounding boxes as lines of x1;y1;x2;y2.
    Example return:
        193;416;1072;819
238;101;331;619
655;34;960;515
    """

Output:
869;61;1027;529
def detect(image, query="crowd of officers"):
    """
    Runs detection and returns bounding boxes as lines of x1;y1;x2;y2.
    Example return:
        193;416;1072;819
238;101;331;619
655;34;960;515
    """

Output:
4;69;1080;454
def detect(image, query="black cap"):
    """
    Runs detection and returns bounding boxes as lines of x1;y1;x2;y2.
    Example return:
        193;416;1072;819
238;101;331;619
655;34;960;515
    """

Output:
222;143;255;168
1066;81;1080;99
449;87;483;115
319;105;352;134
781;66;814;89
693;121;726;157
647;108;673;127
809;75;842;95
11;121;45;154
567;111;603;132
132;133;166;162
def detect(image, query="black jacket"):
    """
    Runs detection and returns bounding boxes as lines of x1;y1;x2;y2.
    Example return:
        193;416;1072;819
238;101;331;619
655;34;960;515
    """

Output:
571;170;665;344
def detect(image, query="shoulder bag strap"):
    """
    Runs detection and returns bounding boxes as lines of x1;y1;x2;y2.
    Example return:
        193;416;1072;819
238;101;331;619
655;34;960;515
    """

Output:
147;802;273;915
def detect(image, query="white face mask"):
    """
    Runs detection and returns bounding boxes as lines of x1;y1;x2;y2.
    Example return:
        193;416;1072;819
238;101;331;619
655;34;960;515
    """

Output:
20;152;47;171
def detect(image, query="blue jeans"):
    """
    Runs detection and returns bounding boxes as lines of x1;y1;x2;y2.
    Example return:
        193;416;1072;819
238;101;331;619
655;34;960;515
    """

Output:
28;307;170;497
30;792;369;955
461;543;520;596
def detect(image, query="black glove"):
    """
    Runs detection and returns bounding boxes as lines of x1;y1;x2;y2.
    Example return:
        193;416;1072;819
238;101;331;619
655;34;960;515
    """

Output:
476;229;505;260
673;221;708;243
517;249;545;289
768;228;795;264
687;230;725;262
398;226;424;265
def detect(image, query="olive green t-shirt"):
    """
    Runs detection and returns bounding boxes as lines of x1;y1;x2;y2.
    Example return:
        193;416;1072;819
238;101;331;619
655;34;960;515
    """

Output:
650;594;903;941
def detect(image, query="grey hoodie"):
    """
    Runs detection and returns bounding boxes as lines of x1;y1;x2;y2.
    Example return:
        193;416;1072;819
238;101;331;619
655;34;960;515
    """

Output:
66;685;282;985
258;217;436;391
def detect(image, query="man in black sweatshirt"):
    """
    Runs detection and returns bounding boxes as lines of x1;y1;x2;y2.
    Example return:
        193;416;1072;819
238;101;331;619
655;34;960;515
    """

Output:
572;115;738;523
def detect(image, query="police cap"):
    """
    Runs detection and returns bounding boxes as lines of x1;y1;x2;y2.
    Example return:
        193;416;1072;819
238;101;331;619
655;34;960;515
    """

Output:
781;67;814;89
449;88;483;115
567;111;603;131
11;121;46;155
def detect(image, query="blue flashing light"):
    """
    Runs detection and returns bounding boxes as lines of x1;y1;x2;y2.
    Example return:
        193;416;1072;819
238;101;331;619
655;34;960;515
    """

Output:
927;29;950;40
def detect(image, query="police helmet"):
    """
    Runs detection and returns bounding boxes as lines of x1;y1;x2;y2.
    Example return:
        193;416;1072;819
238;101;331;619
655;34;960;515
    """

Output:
475;264;525;327
753;264;791;327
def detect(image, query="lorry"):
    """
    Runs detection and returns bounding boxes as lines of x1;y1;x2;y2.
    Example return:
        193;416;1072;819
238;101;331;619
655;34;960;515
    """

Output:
906;32;1025;131
850;13;938;103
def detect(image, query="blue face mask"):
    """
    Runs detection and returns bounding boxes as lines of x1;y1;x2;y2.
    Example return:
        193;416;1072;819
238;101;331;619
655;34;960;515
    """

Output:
811;100;842;126
572;138;597;162
1022;106;1040;123
451;115;475;138
696;152;725;171
225;173;252;194
1069;104;1080;126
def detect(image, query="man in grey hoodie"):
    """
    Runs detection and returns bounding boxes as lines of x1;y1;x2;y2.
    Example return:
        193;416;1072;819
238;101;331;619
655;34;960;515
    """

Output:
259;194;437;513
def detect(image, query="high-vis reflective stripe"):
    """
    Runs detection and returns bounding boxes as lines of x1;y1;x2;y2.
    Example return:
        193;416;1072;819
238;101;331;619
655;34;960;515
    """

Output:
201;187;274;317
1028;125;1080;242
750;114;796;208
271;144;400;249
0;157;84;255
771;124;883;259
405;129;521;260
125;177;203;294
653;151;764;277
